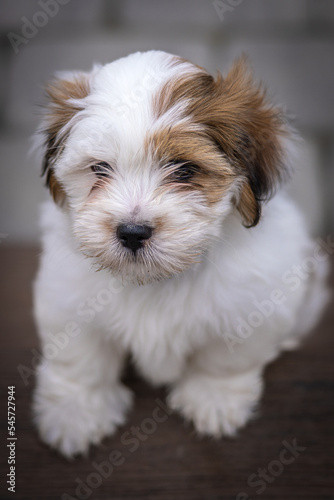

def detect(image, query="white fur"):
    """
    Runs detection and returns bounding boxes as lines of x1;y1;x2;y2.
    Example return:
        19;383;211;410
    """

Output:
33;51;329;457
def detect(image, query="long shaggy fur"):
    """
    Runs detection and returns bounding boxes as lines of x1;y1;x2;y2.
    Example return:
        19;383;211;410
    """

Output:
33;50;329;457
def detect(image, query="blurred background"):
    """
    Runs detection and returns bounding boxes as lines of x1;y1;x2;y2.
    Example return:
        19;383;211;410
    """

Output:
0;0;333;244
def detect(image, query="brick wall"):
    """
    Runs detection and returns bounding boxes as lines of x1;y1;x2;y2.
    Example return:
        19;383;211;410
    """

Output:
0;0;333;243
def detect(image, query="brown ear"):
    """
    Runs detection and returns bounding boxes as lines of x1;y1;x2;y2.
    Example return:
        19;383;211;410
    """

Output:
41;72;90;205
200;58;290;227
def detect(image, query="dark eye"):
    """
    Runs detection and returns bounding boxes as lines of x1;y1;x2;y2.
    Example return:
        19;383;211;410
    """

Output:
171;162;200;182
91;161;113;177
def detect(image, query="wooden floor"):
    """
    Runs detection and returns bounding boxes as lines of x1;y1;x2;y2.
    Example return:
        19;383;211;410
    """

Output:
1;247;333;500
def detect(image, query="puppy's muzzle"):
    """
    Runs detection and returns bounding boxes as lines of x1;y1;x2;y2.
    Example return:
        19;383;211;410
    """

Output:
117;223;152;254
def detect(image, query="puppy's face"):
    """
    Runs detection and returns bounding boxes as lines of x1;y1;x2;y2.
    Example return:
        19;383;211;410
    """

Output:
40;51;290;283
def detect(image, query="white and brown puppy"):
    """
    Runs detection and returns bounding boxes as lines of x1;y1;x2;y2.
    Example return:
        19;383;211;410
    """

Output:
33;50;329;457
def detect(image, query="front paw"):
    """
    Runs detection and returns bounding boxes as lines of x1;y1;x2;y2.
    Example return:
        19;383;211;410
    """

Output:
168;371;263;437
33;381;133;457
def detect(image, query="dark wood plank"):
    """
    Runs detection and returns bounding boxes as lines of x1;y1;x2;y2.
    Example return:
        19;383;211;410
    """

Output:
1;246;333;500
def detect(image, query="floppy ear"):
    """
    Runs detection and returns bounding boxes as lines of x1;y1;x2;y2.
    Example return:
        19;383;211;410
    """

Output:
40;72;91;205
204;58;291;227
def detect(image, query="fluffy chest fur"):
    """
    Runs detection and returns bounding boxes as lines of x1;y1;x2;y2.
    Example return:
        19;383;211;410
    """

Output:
37;192;313;385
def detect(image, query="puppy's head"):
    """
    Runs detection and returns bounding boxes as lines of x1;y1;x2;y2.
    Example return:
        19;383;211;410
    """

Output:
40;51;292;283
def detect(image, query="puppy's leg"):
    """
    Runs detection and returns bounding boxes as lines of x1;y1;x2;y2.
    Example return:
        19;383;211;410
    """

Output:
168;339;263;437
33;325;132;457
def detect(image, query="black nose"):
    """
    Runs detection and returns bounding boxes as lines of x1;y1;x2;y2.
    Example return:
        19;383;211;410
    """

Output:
117;223;152;253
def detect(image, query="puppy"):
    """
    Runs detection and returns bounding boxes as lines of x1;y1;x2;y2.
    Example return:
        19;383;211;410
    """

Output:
33;50;329;457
